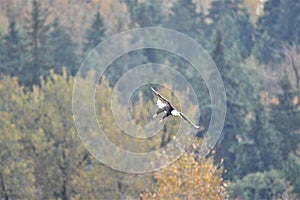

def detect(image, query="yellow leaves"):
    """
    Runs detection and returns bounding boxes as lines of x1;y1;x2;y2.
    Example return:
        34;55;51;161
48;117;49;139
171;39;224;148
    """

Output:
3;166;11;175
31;128;51;154
141;139;229;200
31;84;45;104
0;71;228;198
0;112;23;145
0;108;36;198
292;96;298;105
260;90;279;106
0;71;87;198
130;91;151;126
31;128;44;144
1;158;36;199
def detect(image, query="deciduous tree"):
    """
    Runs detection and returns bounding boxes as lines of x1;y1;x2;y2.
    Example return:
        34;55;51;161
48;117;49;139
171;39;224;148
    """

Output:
141;140;229;200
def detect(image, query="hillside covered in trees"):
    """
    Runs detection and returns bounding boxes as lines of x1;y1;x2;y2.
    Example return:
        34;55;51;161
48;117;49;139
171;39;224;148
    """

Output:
0;0;300;199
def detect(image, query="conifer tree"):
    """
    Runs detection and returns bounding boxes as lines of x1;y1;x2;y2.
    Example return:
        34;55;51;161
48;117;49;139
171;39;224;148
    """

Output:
3;16;24;76
206;0;253;59
254;0;281;63
277;0;300;45
255;0;300;63
23;0;54;86
283;150;300;196
210;30;255;180
0;33;5;73
166;0;204;41
230;170;291;199
123;0;138;27
235;101;282;178
50;19;78;75
83;10;106;54
128;1;164;27
270;74;300;158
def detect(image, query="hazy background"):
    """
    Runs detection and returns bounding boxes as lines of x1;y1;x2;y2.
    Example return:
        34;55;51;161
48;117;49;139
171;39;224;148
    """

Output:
0;0;299;199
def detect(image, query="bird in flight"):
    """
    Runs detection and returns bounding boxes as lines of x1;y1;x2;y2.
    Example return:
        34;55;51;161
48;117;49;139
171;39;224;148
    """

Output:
151;87;203;129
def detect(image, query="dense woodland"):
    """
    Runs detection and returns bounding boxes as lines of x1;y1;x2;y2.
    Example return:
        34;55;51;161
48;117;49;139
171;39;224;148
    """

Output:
0;0;300;199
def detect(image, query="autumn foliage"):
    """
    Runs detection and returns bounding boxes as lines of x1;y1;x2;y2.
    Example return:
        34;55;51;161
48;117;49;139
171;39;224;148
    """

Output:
141;140;229;200
0;71;229;199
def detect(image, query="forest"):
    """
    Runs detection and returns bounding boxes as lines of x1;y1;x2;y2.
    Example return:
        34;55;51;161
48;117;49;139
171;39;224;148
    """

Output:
0;0;300;199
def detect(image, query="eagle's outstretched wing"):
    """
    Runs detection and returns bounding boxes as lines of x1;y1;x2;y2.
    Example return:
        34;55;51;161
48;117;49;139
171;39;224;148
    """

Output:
179;112;204;130
151;86;203;130
150;87;172;106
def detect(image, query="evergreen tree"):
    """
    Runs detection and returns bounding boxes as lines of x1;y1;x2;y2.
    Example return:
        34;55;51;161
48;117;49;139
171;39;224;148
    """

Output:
207;0;237;22
235;102;282;177
83;10;106;54
128;1;164;27
277;0;300;45
23;0;54;86
254;0;281;63
206;0;254;59
270;74;300;158
255;0;300;63
128;1;166;63
211;30;255;180
123;0;138;27
50;19;78;75
230;170;291;200
210;30;225;68
0;33;5;73
283;150;300;196
3;16;24;76
166;0;205;41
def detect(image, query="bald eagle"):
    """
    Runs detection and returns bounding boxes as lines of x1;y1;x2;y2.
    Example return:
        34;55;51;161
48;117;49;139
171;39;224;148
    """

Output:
151;87;203;129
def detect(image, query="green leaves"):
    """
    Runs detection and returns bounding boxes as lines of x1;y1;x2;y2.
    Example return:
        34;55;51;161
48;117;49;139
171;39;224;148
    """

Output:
207;0;254;59
283;151;300;195
166;0;204;41
230;170;290;200
270;75;300;158
255;0;300;63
